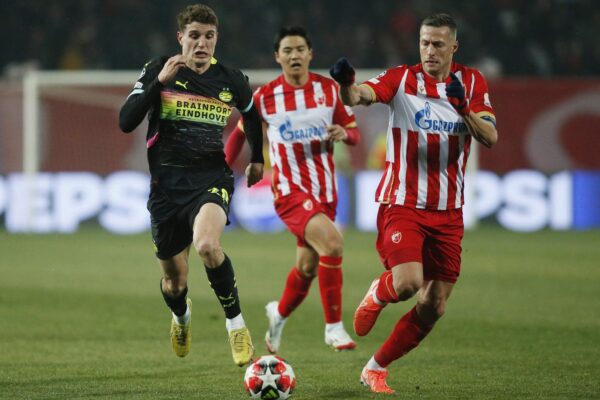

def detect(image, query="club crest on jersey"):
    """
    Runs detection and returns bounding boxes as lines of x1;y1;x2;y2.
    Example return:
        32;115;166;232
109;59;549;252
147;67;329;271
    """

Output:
391;231;402;244
315;93;326;106
415;101;467;133
303;199;314;211
219;88;233;102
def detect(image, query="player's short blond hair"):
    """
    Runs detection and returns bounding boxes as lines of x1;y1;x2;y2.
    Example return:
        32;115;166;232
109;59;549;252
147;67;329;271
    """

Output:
177;4;218;31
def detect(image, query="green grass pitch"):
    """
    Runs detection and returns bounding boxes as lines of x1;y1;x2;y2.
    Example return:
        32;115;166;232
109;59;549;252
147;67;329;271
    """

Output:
1;226;599;399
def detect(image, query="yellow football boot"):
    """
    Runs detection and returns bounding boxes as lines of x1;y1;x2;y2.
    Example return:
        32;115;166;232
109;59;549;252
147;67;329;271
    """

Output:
170;298;192;357
228;326;254;366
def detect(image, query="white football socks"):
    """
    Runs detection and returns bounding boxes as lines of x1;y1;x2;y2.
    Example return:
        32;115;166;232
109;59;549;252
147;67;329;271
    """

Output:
172;306;190;325
325;321;344;333
226;314;246;332
365;356;386;371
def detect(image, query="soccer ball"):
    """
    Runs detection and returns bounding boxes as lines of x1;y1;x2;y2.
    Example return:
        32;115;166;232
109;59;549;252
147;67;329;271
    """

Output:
244;355;296;399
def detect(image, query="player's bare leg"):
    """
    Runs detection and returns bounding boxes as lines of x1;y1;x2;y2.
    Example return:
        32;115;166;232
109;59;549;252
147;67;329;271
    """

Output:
159;249;192;357
358;261;423;393
354;262;422;336
193;203;253;366
304;213;356;351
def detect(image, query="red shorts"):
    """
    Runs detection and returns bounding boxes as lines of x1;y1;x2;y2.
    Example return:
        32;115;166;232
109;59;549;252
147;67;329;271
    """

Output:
274;191;337;247
375;204;464;283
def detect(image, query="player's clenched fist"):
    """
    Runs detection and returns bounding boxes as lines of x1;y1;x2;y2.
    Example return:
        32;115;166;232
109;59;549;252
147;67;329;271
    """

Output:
329;57;355;86
445;72;470;116
158;55;187;84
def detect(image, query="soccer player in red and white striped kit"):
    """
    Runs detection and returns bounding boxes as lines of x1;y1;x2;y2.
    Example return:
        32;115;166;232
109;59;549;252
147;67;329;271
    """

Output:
226;26;360;352
330;13;498;393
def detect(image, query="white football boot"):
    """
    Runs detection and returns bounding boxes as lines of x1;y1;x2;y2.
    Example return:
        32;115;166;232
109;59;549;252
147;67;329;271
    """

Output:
324;321;357;351
265;301;287;353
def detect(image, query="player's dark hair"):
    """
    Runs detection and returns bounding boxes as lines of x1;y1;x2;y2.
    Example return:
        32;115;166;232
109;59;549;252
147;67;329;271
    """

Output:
177;4;218;31
273;26;312;52
421;13;457;39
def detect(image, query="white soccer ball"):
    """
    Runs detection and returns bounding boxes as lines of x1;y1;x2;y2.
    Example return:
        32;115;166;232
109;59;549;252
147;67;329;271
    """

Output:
244;355;296;399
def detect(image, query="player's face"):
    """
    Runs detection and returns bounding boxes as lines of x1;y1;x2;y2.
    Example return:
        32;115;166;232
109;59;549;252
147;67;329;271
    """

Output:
419;25;458;80
178;22;218;71
275;36;312;79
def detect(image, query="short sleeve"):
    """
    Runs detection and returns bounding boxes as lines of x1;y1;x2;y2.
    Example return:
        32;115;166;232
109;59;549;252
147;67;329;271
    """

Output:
362;66;407;104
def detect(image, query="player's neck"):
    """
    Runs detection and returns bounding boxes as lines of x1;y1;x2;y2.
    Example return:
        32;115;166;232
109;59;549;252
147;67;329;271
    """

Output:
187;61;211;75
283;72;309;88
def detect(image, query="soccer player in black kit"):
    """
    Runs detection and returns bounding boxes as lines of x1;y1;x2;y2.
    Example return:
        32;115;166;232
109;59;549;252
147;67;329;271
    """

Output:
119;4;264;367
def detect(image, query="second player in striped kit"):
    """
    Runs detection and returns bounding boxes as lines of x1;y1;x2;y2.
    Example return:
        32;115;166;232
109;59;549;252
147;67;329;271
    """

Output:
226;26;361;353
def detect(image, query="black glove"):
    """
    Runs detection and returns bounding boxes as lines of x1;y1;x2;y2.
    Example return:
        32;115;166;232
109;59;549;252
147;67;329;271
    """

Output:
446;72;470;116
329;57;356;86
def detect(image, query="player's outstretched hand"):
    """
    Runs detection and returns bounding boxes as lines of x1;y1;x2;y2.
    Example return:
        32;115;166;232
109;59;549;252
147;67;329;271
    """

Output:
445;72;470;116
329;57;355;86
245;163;264;187
158;55;187;85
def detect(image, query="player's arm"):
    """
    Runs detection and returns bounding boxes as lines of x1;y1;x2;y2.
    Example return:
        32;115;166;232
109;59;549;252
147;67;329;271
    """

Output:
329;57;374;106
239;102;265;187
446;72;497;148
119;56;186;133
225;118;267;165
118;71;163;133
462;112;497;148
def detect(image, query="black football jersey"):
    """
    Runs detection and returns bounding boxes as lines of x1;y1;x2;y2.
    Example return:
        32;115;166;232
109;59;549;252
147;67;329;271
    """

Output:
121;57;253;172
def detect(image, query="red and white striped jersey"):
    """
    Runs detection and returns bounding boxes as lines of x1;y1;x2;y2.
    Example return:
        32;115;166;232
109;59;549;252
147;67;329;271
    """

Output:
255;72;357;203
363;62;495;210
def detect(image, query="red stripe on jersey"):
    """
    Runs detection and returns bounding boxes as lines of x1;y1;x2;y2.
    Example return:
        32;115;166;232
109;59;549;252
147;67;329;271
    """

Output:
293;142;311;193
324;81;334;107
445;135;460;209
375;162;393;203
304;85;316;109
424;79;440;99
404;130;420;207
284;88;297;111
263;84;276;115
311;140;327;202
404;71;418;96
426;134;441;208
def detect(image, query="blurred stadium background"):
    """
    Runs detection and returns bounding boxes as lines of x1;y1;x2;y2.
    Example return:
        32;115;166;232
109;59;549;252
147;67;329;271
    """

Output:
1;0;599;233
1;1;599;399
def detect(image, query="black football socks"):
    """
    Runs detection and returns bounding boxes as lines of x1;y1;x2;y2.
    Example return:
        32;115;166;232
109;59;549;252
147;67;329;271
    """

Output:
205;254;241;319
160;279;188;317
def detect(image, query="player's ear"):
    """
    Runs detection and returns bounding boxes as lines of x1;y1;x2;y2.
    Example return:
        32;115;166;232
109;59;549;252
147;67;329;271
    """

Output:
177;31;183;46
452;39;459;54
274;51;281;65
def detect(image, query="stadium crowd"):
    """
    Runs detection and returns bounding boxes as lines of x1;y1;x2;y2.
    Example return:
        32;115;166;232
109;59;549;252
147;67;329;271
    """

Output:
3;0;598;77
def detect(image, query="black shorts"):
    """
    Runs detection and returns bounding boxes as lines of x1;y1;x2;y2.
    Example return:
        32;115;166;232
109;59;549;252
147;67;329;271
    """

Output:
148;167;234;260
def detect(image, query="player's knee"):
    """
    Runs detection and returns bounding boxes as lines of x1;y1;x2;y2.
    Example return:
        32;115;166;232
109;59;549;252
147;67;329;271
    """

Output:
394;279;422;301
321;233;343;257
194;238;220;261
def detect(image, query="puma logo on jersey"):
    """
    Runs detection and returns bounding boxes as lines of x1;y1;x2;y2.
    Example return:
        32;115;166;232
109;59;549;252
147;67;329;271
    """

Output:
175;80;189;90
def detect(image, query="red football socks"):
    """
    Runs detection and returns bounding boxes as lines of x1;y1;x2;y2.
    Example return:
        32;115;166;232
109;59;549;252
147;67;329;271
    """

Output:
318;256;343;323
375;270;399;304
374;306;434;367
277;267;313;317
